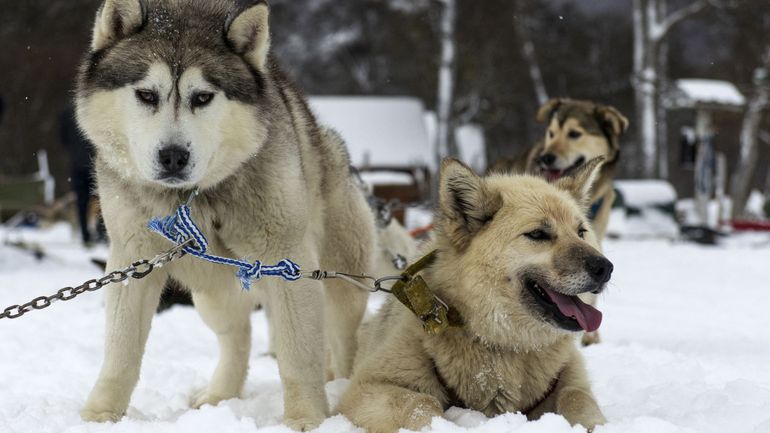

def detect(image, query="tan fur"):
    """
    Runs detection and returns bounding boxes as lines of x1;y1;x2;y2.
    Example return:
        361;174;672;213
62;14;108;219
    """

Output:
338;159;609;433
488;99;628;346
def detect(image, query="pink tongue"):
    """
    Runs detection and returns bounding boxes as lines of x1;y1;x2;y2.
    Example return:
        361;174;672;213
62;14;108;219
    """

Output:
545;170;563;181
545;290;602;332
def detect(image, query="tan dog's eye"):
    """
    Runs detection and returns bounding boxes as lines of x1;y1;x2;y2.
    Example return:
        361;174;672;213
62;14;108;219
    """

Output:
578;227;588;239
525;229;552;241
548;130;555;139
568;130;582;139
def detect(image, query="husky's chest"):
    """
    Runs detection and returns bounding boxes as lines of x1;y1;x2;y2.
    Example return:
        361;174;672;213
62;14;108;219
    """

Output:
425;335;566;417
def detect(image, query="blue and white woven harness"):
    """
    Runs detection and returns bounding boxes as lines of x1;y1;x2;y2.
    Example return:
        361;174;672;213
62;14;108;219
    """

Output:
148;204;301;290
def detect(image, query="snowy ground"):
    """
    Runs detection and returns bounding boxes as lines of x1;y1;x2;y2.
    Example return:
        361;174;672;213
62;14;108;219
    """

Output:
2;224;770;433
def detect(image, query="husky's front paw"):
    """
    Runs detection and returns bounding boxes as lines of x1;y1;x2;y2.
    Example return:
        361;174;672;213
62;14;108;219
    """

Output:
284;403;326;432
190;389;231;409
285;416;323;432
80;406;124;423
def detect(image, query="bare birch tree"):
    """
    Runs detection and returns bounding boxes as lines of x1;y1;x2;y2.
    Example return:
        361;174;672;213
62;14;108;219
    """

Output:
515;3;548;106
632;0;710;178
435;0;458;161
730;48;770;219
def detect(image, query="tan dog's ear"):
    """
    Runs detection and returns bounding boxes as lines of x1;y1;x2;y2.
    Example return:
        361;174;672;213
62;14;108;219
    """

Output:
91;0;145;51
555;157;605;208
596;105;629;138
536;98;563;123
226;0;271;72
438;158;502;250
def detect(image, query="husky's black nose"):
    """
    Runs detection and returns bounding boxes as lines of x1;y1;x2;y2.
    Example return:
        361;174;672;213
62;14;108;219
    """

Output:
158;146;190;175
586;256;613;284
539;153;556;167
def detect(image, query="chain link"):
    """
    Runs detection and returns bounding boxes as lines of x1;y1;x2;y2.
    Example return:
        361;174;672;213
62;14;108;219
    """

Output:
0;239;193;321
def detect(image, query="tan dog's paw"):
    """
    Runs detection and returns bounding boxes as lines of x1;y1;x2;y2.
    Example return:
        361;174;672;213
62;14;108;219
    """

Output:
80;407;124;423
581;331;601;347
402;394;443;431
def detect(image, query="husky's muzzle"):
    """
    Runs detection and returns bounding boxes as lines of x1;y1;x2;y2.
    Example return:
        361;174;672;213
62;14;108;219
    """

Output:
157;144;190;183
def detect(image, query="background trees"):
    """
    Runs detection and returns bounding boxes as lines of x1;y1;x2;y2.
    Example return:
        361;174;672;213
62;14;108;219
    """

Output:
1;0;768;215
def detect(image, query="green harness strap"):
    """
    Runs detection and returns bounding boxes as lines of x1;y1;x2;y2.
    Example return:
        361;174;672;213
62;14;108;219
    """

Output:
389;250;464;335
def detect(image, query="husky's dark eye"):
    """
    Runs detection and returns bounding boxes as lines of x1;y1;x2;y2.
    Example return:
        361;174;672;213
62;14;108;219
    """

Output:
135;89;158;106
568;130;582;139
525;229;552;241
192;92;214;108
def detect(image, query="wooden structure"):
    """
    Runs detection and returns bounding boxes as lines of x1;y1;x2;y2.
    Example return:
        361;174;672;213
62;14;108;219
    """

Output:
667;79;746;227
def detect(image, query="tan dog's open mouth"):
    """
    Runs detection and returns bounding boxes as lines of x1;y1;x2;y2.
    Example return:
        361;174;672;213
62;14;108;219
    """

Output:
525;278;602;332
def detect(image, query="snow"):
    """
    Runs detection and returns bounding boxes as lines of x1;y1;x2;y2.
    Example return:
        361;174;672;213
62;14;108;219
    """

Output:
615;180;677;208
606;208;679;239
745;190;767;219
358;171;414;186
671;79;746;108
455;124;486;175
309;96;432;168
3;224;770;433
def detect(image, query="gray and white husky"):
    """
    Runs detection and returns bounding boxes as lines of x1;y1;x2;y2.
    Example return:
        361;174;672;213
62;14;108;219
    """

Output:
75;0;376;429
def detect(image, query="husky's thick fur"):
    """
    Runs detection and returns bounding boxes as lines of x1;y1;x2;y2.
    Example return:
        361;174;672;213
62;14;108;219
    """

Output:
76;0;375;429
338;159;612;433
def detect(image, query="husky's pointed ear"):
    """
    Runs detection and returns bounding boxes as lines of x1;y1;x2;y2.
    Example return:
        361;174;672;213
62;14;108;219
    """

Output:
438;158;502;250
91;0;145;51
555;157;605;207
536;98;564;123
226;0;271;72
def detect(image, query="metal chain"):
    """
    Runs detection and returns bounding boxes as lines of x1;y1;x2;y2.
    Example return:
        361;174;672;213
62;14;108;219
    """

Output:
0;239;193;320
302;270;406;293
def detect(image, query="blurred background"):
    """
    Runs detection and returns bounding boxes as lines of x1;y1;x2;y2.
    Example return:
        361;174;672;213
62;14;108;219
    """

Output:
1;0;770;240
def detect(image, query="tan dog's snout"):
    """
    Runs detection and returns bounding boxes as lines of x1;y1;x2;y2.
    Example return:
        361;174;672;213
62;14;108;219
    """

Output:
585;255;613;285
554;245;613;295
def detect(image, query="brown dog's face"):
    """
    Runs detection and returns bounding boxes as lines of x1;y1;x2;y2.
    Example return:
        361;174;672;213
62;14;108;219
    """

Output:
534;99;628;182
434;158;613;348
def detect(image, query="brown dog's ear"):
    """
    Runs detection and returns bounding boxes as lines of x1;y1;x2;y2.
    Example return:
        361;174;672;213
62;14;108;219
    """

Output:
555;157;605;208
226;0;271;72
536;98;563;123
91;0;145;51
439;158;502;250
596;105;629;138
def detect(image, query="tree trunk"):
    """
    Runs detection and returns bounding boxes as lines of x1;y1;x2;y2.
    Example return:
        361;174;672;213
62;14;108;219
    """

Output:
632;0;709;178
435;0;458;162
516;7;548;106
633;0;658;178
730;68;769;219
656;0;669;179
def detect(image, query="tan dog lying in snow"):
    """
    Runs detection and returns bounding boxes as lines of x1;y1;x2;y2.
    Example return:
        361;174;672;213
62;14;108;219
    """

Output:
337;158;611;433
